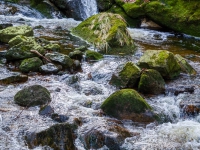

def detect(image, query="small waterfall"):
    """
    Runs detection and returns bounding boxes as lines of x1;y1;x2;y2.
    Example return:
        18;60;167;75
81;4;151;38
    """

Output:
79;0;98;20
66;0;98;20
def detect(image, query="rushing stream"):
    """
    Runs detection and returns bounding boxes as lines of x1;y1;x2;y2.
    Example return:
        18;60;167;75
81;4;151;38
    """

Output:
1;1;200;150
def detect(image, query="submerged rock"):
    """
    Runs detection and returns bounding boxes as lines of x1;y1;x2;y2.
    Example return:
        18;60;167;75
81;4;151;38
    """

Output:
0;72;28;84
14;85;51;107
138;69;165;94
39;105;54;116
175;54;197;75
101;89;155;123
85;50;103;61
25;123;77;149
83;129;122;150
138;50;181;79
110;62;141;88
19;57;43;73
0;25;33;43
39;63;60;74
45;52;73;68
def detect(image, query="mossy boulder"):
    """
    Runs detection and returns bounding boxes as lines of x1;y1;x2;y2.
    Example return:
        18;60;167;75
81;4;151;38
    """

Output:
110;62;141;88
138;50;181;79
108;4;141;27
69;50;83;61
6;36;44;61
19;57;43;73
14;85;51;107
72;12;135;54
138;69;165;94
0;25;33;43
101;89;155;123
45;52;73;68
115;0;200;37
44;43;61;52
85;50;103;60
25;123;76;149
175;54;197;75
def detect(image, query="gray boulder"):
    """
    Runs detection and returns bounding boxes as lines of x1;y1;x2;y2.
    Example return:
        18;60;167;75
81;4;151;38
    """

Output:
14;85;51;107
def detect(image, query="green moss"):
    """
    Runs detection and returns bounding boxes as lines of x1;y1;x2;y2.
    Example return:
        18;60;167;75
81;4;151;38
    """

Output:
175;54;197;75
114;0;200;37
138;69;165;94
101;89;151;119
19;57;43;73
86;50;103;60
44;43;61;51
112;62;141;88
138;50;181;79
34;3;52;18
6;37;44;61
0;25;33;43
108;4;141;27
72;13;134;54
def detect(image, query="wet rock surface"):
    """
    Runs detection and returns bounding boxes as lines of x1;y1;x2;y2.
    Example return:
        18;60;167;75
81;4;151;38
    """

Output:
26;123;77;149
39;63;60;74
14;85;51;107
138;50;181;79
0;72;28;84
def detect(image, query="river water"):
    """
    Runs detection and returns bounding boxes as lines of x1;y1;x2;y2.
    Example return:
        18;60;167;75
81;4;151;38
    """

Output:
1;1;200;150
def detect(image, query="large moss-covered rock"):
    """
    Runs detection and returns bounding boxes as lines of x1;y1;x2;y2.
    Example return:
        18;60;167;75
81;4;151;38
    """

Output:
6;36;44;61
19;57;43;73
26;123;76;149
115;0;200;37
138;69;165;94
45;52;73;68
175;54;197;75
110;62;141;88
138;50;181;79
0;25;33;43
85;50;103;60
101;89;155;123
72;12;135;54
14;85;51;107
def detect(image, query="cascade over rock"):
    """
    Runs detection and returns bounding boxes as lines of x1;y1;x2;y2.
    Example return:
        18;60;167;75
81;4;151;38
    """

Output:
50;0;98;20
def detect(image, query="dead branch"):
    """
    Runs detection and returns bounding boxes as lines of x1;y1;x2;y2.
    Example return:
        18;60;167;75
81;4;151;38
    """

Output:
30;50;52;63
